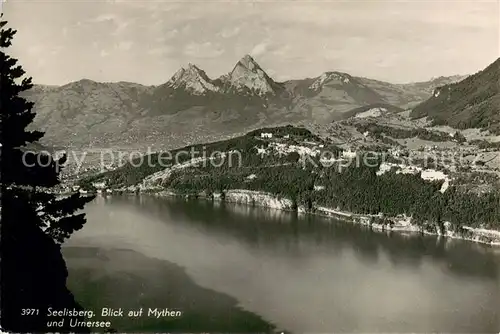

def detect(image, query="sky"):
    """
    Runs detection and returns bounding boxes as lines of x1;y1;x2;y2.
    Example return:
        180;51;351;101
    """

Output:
2;0;499;85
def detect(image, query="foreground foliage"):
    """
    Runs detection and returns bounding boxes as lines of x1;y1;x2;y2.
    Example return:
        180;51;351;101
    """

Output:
1;18;95;332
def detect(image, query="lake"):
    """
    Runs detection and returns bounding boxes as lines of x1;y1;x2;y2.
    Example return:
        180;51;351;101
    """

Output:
63;195;500;333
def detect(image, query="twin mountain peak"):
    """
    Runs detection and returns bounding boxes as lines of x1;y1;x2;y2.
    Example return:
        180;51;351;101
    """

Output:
167;54;275;96
166;54;350;97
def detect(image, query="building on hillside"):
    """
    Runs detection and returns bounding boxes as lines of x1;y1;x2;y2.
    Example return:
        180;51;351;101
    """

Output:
389;147;405;157
260;132;273;138
256;147;267;155
92;181;107;189
342;147;357;159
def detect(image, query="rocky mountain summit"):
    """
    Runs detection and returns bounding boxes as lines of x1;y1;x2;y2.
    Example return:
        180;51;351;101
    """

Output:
166;64;221;94
227;54;281;95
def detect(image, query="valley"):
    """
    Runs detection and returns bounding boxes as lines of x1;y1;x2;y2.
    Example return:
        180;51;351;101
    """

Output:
25;56;500;246
68;122;500;245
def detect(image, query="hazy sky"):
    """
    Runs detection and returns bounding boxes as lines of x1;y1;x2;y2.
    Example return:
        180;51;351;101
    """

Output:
3;0;499;85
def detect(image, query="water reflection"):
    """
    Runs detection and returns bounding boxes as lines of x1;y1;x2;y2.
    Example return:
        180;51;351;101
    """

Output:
69;195;500;333
124;195;500;281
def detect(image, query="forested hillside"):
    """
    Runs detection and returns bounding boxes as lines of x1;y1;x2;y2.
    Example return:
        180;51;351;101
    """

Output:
80;126;500;231
410;58;500;134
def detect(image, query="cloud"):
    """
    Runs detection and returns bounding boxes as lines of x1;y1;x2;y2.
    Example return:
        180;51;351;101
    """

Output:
184;42;225;58
165;29;179;40
91;14;117;23
181;24;192;34
219;26;241;38
27;45;42;56
88;13;136;36
5;0;497;85
266;68;276;76
271;44;291;57
50;46;63;56
147;46;173;56
250;42;268;57
111;19;135;36
117;41;133;51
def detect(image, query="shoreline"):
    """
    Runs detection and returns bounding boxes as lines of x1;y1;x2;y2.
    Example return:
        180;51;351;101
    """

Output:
145;189;500;247
60;187;500;247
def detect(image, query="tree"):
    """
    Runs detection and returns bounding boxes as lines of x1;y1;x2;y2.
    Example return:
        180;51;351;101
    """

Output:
0;17;96;332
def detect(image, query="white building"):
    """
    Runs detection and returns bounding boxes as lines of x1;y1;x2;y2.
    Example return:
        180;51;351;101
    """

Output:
92;181;107;189
389;147;403;157
260;132;273;138
341;147;357;159
256;147;267;155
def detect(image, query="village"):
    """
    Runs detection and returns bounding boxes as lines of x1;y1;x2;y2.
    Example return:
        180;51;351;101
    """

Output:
53;126;497;198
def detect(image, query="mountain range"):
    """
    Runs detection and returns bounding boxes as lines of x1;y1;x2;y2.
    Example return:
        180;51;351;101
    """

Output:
24;54;475;149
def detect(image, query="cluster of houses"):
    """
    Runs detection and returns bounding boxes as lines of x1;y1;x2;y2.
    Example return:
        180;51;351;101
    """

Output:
260;132;290;139
341;147;357;159
388;147;409;158
56;180;113;195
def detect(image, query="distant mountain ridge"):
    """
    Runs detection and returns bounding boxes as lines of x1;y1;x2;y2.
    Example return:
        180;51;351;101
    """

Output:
24;54;470;148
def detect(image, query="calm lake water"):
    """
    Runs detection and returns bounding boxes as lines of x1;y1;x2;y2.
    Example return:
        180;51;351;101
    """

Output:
63;195;500;333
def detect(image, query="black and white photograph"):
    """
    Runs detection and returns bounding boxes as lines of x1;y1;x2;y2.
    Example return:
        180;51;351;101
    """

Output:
1;0;499;332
